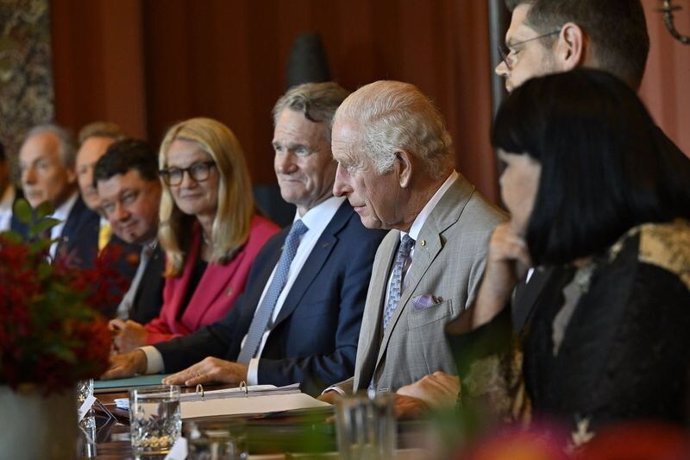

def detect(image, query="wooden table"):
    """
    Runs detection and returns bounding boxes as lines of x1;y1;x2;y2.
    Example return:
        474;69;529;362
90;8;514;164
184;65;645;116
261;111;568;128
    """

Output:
84;389;431;459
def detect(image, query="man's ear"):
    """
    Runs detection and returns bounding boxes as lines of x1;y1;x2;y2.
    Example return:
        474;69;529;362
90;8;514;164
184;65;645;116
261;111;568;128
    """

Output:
556;22;586;71
395;150;413;188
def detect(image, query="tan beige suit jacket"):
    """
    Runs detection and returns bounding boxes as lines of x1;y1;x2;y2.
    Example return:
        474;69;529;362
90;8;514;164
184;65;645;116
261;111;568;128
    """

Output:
336;174;506;394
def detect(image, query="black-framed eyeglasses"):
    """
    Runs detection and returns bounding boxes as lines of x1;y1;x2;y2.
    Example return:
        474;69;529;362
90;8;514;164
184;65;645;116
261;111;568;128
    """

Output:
159;161;216;186
498;29;561;70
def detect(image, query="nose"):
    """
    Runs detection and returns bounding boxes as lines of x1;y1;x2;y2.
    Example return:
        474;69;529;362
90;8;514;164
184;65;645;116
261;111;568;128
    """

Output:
178;169;197;188
495;60;509;78
21;166;36;185
112;202;130;222
275;151;297;174
333;164;351;197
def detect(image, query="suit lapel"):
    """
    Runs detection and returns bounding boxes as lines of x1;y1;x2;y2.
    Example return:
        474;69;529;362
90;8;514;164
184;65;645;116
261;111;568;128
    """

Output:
354;230;397;389
273;202;351;326
59;196;87;245
374;176;475;366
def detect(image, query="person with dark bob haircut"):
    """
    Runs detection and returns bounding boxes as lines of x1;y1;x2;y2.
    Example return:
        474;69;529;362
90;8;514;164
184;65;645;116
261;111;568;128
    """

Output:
447;68;690;440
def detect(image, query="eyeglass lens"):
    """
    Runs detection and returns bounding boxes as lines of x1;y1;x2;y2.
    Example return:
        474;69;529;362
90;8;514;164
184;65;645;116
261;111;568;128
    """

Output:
497;29;561;71
161;161;215;186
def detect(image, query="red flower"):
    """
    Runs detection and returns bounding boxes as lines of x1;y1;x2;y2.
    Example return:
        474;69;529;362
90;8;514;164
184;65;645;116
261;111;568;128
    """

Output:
0;231;116;394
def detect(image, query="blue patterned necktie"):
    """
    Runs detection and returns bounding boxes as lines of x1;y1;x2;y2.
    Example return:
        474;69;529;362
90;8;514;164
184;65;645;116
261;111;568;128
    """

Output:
237;220;309;363
382;234;415;330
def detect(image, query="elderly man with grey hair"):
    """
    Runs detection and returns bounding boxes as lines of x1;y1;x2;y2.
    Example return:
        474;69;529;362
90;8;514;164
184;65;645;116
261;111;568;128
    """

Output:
323;80;506;416
13;123;100;267
103;82;387;396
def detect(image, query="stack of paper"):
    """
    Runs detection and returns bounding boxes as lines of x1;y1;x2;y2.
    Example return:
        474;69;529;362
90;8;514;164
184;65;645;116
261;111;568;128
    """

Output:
179;384;330;419
110;383;331;419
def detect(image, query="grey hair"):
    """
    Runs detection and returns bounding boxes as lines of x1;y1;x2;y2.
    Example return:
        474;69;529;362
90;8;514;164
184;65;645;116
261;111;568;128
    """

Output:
272;82;350;140
24;123;77;169
335;80;453;179
78;121;126;145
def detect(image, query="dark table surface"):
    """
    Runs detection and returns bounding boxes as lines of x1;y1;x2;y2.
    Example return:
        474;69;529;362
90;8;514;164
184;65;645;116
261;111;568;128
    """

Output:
81;388;431;459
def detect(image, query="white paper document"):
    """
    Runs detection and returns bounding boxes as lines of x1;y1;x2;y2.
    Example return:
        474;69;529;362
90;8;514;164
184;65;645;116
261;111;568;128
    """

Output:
180;384;330;419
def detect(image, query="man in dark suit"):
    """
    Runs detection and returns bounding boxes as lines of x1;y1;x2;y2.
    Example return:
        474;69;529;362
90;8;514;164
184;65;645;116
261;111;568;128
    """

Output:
14;124;99;267
103;82;387;395
95;139;165;324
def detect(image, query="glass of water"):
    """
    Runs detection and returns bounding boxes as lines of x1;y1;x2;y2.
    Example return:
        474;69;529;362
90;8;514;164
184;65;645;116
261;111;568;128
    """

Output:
335;392;396;460
129;385;181;457
184;419;248;460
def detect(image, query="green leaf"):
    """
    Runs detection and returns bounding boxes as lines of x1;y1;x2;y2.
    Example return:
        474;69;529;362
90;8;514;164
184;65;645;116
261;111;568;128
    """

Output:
35;201;55;218
12;198;33;225
30;217;61;238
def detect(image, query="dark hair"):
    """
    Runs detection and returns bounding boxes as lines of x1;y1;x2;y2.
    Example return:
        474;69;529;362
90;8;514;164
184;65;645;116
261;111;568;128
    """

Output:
93;138;158;187
492;69;690;265
504;0;649;89
0;141;5;162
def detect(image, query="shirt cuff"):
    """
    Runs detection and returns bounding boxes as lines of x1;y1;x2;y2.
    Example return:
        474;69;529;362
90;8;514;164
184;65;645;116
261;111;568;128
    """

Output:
321;385;346;396
246;358;259;385
141;346;165;374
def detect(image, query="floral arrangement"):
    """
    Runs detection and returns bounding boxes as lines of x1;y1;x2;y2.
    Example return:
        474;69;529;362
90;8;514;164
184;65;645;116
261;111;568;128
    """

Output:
0;200;120;394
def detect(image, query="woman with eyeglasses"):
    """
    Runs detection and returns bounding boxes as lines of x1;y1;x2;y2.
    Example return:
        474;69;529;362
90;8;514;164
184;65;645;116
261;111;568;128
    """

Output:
447;69;690;436
111;117;279;353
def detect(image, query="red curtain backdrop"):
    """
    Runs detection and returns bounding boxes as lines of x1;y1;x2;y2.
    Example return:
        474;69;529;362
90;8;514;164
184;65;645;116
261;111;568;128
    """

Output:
50;0;690;206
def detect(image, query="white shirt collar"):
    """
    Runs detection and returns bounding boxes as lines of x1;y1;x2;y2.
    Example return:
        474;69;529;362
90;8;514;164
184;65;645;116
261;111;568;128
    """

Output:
294;195;346;234
51;191;79;222
403;170;458;242
0;185;16;232
0;184;15;211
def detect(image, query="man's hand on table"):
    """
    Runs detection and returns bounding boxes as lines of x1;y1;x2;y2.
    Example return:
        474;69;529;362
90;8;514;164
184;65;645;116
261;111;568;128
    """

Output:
162;357;248;387
394;371;460;419
101;349;147;379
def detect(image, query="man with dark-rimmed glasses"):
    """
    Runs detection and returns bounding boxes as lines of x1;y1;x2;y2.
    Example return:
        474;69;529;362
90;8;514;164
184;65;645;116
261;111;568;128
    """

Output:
490;0;689;334
496;0;649;93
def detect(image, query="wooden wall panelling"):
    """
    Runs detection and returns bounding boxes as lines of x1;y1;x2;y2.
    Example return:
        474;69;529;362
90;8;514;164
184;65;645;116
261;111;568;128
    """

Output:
640;0;690;157
51;0;146;138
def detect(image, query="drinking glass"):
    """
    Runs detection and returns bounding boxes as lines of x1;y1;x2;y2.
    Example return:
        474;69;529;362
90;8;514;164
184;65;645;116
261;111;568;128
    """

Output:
335;392;396;460
184;419;248;460
129;385;181;457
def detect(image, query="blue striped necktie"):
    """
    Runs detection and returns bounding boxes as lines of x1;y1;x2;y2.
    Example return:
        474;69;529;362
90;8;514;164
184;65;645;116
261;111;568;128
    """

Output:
237;220;309;363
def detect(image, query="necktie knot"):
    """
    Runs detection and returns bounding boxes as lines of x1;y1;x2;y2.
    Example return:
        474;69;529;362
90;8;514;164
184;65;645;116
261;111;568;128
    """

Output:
285;219;308;248
399;234;414;258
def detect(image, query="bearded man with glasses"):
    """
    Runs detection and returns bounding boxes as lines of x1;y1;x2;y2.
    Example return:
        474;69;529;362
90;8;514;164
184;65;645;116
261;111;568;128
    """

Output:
487;0;690;336
496;0;649;93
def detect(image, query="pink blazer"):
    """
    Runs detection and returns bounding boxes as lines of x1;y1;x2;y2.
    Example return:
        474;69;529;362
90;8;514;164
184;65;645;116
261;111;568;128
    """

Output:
145;215;279;344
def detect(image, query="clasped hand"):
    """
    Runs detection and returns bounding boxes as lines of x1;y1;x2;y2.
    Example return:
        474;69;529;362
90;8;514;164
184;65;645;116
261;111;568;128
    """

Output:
109;319;148;354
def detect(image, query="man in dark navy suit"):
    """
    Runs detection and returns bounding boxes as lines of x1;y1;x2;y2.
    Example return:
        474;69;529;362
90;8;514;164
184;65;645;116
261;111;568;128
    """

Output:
14;124;99;267
104;82;387;395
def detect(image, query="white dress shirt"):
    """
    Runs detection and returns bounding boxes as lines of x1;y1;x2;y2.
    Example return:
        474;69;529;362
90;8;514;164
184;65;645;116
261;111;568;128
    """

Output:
0;185;16;232
49;192;79;260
